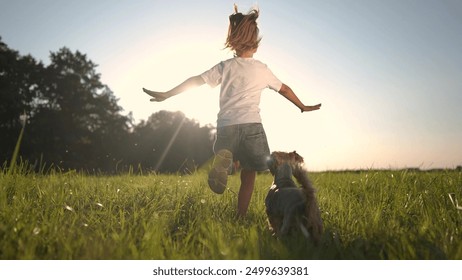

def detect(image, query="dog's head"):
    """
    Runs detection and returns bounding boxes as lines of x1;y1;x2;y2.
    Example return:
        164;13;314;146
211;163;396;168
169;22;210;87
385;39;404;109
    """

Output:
267;151;304;175
273;162;299;188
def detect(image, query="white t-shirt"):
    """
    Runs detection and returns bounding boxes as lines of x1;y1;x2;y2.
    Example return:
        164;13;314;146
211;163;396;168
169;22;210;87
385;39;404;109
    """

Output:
200;57;283;127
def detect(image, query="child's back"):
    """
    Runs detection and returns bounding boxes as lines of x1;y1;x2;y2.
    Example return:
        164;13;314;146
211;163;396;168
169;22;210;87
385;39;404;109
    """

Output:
201;56;282;127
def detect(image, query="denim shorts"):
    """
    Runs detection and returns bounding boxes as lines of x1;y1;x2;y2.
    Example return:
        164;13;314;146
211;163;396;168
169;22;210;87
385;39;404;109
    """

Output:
213;123;270;171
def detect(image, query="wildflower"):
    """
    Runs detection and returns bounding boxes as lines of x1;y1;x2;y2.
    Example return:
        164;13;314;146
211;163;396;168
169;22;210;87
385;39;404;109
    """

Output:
33;227;40;235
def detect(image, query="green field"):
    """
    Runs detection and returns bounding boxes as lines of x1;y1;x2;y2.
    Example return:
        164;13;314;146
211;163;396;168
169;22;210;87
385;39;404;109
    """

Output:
1;165;461;260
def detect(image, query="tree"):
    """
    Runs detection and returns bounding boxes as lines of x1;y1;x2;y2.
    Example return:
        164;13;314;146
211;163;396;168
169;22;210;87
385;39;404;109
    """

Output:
129;111;214;173
0;38;43;163
25;47;132;171
0;42;132;172
0;39;214;174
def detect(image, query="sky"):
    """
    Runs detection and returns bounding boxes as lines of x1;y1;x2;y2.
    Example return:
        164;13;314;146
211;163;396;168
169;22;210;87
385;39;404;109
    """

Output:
1;0;461;171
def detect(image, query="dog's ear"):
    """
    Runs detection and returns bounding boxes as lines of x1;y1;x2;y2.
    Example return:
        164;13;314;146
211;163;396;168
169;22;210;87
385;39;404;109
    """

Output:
290;151;304;164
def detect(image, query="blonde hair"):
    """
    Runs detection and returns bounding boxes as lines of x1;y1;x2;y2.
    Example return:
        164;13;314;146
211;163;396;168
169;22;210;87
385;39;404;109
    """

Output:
225;5;261;55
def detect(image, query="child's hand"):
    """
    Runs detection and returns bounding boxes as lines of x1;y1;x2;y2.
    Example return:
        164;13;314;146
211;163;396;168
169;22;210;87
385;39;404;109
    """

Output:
143;88;170;102
301;103;322;113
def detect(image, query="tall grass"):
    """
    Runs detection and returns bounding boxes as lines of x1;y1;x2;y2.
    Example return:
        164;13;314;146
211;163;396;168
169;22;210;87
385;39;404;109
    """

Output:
315;170;462;259
7;114;26;176
1;163;461;260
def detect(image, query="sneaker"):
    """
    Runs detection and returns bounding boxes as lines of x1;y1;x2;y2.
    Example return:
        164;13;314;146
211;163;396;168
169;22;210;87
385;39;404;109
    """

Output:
208;149;233;194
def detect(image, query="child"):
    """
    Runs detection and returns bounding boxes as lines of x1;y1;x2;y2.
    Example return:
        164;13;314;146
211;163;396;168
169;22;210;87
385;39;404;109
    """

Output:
143;6;321;217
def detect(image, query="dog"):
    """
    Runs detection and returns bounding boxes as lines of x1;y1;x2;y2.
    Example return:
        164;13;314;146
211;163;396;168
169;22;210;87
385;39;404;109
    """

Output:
265;151;323;243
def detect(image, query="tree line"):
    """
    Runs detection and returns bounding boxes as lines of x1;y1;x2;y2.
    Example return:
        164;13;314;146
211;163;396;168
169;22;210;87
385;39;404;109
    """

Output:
0;37;214;174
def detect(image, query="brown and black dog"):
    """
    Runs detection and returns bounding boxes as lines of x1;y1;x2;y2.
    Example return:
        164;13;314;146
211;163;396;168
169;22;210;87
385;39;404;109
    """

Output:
265;151;323;243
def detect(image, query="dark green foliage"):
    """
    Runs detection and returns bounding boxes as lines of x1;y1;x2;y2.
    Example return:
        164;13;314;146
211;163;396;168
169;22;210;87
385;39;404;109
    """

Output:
0;38;213;173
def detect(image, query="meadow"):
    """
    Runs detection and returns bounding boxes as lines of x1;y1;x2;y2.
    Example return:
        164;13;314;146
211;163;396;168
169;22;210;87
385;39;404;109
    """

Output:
1;164;461;260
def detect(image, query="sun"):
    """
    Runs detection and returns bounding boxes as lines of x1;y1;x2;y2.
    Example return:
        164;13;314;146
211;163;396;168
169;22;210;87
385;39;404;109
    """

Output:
102;30;229;126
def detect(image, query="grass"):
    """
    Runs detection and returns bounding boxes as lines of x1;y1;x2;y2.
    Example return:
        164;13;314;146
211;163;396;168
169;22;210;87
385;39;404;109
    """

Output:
0;163;461;260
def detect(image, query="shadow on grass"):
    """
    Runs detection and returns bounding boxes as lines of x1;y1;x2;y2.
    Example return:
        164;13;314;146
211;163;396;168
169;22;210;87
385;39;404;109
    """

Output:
256;227;448;260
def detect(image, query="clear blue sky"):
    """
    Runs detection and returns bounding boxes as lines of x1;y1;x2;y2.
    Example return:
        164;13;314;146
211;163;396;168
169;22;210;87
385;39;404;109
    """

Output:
1;0;461;170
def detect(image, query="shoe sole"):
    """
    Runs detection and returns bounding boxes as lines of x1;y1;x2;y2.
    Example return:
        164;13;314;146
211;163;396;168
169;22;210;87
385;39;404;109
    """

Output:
208;149;233;194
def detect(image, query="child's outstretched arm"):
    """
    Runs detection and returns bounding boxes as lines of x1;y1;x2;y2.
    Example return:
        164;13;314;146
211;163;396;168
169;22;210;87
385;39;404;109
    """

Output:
143;75;205;102
278;84;321;113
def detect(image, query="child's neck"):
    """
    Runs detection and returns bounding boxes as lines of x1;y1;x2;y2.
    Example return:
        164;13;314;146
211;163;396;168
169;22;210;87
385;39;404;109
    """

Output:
237;49;255;58
238;53;253;58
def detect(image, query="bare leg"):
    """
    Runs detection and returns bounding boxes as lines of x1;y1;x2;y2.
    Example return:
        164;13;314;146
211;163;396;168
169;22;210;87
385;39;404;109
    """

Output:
237;169;256;217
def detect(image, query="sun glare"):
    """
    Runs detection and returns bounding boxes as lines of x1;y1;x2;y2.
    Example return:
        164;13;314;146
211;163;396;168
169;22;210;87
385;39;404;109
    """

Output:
102;30;227;126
